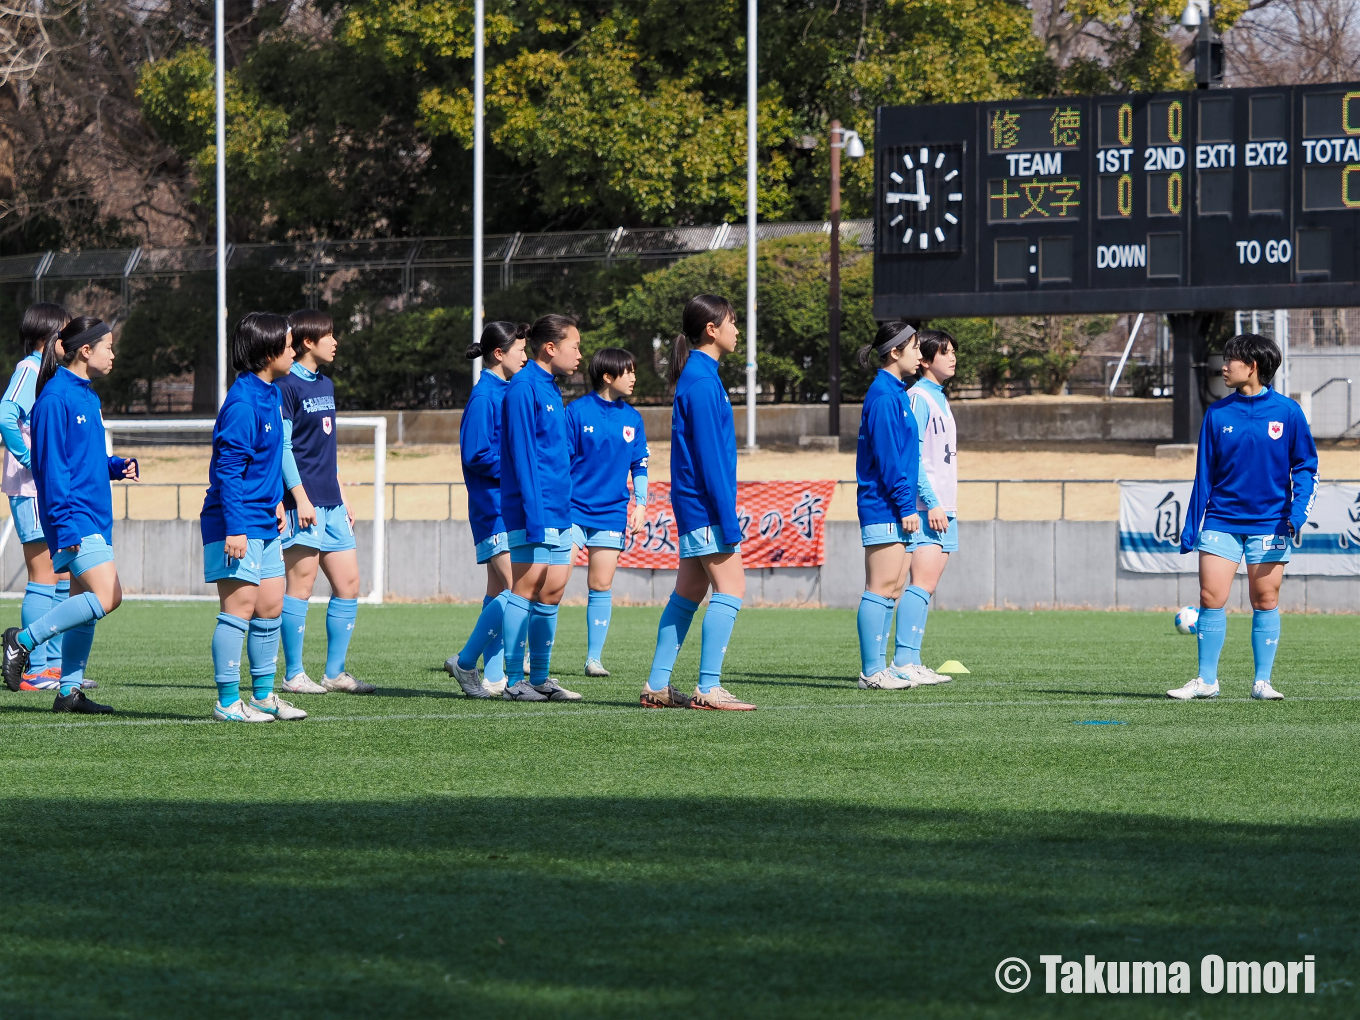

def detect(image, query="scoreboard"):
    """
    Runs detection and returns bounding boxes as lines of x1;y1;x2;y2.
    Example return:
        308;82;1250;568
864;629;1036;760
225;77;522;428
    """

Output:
874;85;1360;319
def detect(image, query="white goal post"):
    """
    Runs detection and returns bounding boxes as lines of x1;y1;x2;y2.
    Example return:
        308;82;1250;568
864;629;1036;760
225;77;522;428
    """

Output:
0;416;387;604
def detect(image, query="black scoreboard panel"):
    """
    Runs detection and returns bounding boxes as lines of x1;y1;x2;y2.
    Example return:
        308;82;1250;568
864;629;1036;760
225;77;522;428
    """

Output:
874;85;1360;319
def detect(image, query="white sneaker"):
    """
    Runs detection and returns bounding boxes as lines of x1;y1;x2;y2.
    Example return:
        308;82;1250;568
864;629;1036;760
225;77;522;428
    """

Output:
281;671;328;695
249;694;308;720
1167;677;1220;700
859;669;916;690
213;699;274;723
889;663;944;686
444;655;493;698
584;658;611;677
483;678;507;697
1251;679;1285;700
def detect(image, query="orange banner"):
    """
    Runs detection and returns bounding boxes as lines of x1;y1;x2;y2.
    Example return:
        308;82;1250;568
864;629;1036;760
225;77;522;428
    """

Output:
574;480;836;569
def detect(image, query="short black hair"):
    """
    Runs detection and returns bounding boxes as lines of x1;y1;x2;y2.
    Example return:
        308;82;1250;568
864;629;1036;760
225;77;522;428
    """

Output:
1223;332;1281;385
917;328;957;365
21;302;67;354
233;312;291;373
287;309;334;354
589;347;636;391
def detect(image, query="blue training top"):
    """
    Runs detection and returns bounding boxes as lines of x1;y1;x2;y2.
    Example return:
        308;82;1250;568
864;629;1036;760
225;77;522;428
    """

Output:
856;369;919;528
30;367;130;555
461;370;508;544
0;351;40;471
278;363;342;509
1180;387;1319;552
500;360;572;542
670;351;740;544
567;391;649;531
201;371;286;543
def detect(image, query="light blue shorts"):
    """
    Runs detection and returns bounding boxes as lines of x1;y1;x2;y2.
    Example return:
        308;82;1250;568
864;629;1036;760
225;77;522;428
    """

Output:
508;527;574;566
475;531;509;564
571;523;626;551
204;536;286;584
282;504;356;553
861;521;911;547
52;534;115;577
678;526;740;559
910;512;959;553
8;495;43;545
1197;528;1291;565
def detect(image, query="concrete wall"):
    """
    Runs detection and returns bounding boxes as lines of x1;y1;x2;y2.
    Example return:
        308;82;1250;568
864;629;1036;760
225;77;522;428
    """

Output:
17;518;1349;613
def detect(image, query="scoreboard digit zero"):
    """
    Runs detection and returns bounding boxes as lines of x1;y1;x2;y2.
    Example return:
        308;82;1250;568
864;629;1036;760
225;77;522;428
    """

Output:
873;85;1360;319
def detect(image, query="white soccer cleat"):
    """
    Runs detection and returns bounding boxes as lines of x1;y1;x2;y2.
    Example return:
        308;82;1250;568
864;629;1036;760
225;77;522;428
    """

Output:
1251;679;1285;701
584;658;611;677
1167;677;1220;700
483;678;508;697
281;671;328;695
444;655;493;699
904;663;951;686
858;669;916;690
249;694;308;720
322;671;376;694
213;699;275;723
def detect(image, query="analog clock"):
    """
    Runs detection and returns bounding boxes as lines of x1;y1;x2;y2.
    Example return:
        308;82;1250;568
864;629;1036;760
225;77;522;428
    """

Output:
878;143;965;254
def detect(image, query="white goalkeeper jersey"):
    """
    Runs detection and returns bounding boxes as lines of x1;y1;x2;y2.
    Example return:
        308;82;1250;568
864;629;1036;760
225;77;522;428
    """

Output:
909;377;956;512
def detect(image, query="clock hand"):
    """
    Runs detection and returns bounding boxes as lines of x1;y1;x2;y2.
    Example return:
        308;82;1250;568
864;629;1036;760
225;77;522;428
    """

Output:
914;169;929;210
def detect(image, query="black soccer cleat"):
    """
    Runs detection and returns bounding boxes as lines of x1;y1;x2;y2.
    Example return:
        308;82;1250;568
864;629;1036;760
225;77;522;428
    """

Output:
2;627;30;692
52;690;114;715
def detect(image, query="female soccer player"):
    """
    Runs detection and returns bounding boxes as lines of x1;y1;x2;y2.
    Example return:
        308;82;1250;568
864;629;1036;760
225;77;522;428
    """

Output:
200;312;307;723
445;321;529;698
0;303;74;691
853;321;923;690
497;313;584;702
567;347;648;677
277;309;375;696
891;328;958;686
1169;332;1317;702
641;294;754;711
1;317;138;713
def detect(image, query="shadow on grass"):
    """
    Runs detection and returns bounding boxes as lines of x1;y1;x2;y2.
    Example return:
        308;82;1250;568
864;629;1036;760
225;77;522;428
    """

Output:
0;798;1356;1019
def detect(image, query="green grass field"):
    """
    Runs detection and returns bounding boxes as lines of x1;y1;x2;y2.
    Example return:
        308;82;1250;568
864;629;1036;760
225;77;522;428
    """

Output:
0;602;1356;1019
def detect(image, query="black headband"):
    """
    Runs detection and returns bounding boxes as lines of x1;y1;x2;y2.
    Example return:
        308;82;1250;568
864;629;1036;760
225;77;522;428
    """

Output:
874;323;916;355
63;322;111;349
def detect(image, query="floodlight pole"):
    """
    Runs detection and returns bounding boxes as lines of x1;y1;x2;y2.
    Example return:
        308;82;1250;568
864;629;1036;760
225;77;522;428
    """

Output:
745;0;757;449
471;0;485;387
214;0;227;408
828;120;842;439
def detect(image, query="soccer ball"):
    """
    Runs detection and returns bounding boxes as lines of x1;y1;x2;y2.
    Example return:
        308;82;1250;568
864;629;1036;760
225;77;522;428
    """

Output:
1174;606;1199;635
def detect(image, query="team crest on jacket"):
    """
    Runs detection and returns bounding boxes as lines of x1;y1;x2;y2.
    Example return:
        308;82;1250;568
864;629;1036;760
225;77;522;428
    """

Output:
622;426;635;442
322;416;333;435
1268;420;1283;440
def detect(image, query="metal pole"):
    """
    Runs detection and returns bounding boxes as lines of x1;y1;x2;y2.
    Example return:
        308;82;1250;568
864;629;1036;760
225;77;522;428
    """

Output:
471;0;485;387
1274;308;1289;396
1107;311;1145;396
745;0;757;448
214;0;228;408
828;120;841;439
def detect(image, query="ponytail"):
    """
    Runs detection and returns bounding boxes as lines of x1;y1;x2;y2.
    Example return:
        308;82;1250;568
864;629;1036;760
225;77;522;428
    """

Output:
858;321;916;371
670;293;735;385
527;314;577;358
37;316;108;396
467;320;529;362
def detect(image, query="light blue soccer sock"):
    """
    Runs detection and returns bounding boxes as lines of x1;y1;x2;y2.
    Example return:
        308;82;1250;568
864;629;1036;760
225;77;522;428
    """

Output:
1251;608;1281;683
500;593;532;686
893;585;932;668
57;621;96;696
458;592;508;672
20;582;55;671
212;613;249;706
247;615;282;701
697;593;742;694
586;588;612;663
18;591;104;652
324;597;358;679
528;602;559;685
483;599;506;684
281;595;309;680
856;591;896;676
646;592;699;691
49;579;69;665
1196;606;1227;683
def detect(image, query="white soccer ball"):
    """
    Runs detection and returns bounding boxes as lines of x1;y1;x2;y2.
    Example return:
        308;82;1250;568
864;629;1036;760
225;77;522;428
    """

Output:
1174;606;1199;635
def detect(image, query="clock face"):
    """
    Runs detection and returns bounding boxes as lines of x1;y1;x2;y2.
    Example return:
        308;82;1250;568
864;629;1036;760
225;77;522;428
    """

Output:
878;143;965;254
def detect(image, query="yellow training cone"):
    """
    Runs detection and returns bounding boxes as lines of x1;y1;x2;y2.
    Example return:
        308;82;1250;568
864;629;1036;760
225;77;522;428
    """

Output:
936;660;970;674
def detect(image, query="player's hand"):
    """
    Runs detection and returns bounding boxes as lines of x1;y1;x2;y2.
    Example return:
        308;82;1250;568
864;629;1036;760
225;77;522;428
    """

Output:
224;534;247;560
1288;521;1297;538
928;507;948;532
122;458;140;482
276;502;287;534
902;513;921;534
296;494;317;529
628;502;646;535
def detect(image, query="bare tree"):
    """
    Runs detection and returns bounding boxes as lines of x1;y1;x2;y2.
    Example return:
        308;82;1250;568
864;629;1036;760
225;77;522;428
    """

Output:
1225;0;1360;85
